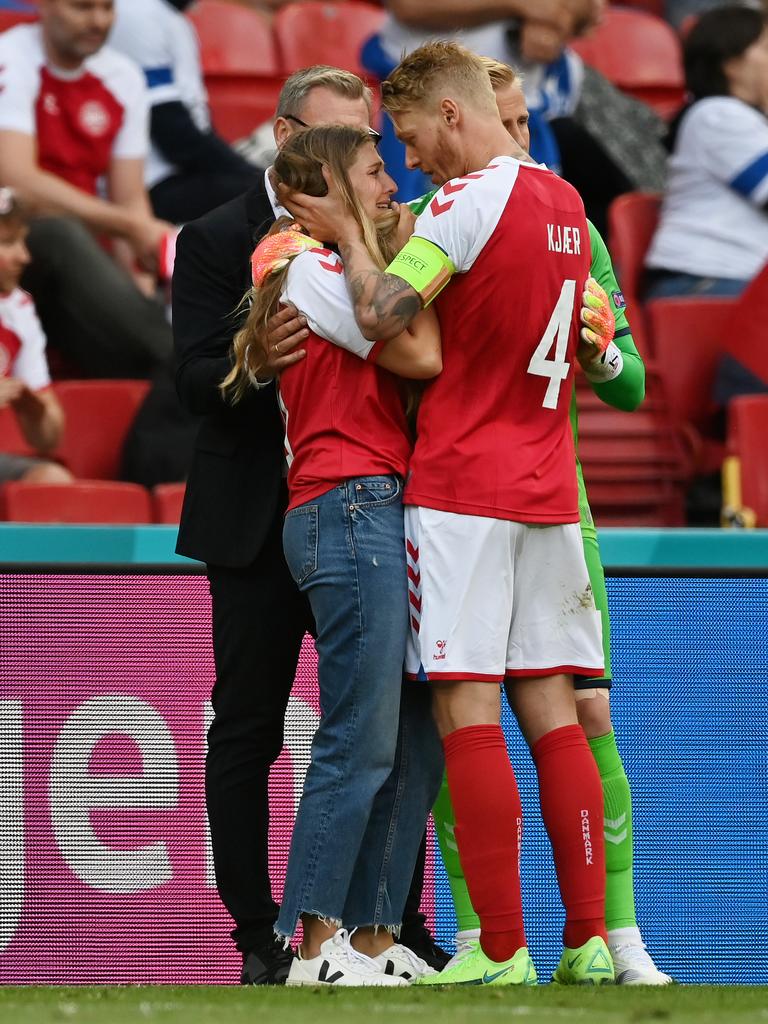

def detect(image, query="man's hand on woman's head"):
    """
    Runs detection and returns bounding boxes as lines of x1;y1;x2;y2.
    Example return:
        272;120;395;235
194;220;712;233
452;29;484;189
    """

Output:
278;166;361;245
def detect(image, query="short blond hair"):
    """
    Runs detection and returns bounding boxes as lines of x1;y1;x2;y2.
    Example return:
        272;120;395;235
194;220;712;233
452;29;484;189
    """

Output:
479;56;523;93
277;65;372;117
381;41;498;116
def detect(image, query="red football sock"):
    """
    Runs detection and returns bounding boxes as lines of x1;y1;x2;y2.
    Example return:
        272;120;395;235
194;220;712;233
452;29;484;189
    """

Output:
443;724;526;962
532;724;607;948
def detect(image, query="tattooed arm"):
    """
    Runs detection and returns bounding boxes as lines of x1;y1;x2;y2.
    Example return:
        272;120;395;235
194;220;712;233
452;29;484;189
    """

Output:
338;218;424;341
282;181;426;342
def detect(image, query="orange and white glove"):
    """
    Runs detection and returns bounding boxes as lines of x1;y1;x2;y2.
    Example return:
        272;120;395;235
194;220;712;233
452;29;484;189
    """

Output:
580;277;615;354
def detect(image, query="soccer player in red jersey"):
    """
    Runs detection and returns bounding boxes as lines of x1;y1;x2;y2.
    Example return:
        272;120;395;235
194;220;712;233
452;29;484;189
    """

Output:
285;41;614;986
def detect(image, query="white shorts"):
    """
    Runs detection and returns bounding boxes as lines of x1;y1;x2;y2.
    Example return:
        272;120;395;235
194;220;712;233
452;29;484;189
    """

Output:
405;507;604;683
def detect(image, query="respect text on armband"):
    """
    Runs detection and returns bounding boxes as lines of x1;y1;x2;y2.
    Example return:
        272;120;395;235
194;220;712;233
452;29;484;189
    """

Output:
393;252;428;273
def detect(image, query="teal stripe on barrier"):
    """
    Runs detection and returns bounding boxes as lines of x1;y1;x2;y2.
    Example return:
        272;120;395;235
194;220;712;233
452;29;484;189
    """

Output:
0;525;200;567
597;528;768;569
0;524;767;568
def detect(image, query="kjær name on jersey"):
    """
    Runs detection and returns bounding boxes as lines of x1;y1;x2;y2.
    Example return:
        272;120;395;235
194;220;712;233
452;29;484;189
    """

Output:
547;224;582;255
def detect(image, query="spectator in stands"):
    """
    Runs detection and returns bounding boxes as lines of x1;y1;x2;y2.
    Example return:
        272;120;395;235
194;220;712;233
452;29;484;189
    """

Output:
19;215;173;379
0;0;174;376
0;190;72;486
362;0;667;234
646;5;768;299
110;0;262;224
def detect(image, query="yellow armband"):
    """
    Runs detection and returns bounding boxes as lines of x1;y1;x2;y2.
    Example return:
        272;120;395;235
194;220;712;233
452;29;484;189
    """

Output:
386;236;455;307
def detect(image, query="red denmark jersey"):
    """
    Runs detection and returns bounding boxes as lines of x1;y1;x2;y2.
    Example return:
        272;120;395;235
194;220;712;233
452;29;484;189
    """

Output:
404;157;591;523
0;24;147;195
278;247;412;511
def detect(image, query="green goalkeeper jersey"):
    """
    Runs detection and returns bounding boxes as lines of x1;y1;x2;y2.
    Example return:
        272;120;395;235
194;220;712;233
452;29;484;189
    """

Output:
407;193;645;525
575;221;645;523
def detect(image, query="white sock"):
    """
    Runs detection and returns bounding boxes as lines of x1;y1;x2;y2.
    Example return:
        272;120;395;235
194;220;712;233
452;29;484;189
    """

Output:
608;925;643;946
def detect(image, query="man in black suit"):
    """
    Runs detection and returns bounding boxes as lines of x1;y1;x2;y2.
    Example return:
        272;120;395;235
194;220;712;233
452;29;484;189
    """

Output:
172;66;393;984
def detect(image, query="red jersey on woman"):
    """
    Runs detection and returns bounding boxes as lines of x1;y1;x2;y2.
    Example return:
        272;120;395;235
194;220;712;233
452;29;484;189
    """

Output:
278;246;411;511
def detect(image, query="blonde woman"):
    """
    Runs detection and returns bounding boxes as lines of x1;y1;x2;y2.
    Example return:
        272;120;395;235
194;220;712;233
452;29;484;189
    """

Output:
223;125;443;986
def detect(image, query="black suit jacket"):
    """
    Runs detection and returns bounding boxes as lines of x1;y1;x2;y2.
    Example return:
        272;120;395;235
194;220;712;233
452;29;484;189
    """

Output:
173;177;282;567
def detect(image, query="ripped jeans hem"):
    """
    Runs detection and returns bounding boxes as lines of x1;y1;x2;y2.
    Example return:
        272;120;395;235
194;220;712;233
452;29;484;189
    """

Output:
274;916;401;944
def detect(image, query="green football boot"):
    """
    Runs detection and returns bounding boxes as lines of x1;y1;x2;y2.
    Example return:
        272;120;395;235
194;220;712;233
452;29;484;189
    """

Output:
413;943;537;987
552;936;615;986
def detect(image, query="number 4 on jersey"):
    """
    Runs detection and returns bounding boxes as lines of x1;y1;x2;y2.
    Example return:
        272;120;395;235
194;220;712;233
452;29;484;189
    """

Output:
527;279;576;409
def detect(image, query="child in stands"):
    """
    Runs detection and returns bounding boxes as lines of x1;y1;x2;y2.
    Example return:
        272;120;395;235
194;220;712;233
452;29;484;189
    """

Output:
0;189;71;485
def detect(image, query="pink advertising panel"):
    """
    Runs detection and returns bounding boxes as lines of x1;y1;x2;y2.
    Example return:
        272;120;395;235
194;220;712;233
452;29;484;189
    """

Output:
0;573;435;984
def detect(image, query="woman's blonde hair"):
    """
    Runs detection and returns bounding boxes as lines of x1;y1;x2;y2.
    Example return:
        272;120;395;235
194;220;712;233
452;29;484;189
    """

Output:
221;125;397;402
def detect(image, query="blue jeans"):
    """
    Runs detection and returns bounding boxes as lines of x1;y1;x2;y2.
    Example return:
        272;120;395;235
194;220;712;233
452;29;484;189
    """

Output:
277;476;443;938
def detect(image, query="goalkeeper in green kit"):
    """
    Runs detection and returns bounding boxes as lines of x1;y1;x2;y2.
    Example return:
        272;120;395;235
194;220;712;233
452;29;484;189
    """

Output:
417;58;671;986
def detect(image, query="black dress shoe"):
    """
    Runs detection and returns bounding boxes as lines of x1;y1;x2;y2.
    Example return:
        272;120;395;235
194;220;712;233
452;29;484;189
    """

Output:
240;935;295;985
399;922;451;971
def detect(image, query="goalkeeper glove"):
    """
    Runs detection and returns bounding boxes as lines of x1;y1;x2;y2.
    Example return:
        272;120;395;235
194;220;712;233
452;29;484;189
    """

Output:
580;277;615;355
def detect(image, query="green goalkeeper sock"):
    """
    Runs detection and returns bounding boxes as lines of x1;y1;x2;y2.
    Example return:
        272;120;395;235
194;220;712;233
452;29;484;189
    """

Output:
588;730;637;930
432;771;480;932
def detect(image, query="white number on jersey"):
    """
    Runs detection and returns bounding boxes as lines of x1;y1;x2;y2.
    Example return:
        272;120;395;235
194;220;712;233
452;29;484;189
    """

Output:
526;279;576;410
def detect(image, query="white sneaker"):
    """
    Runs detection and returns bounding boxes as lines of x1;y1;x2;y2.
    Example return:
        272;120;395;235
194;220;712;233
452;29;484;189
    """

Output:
443;928;481;971
608;927;673;986
286;929;409;987
372;942;437;980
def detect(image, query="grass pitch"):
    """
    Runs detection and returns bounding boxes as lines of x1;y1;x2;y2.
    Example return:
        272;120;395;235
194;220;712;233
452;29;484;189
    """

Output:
0;985;766;1024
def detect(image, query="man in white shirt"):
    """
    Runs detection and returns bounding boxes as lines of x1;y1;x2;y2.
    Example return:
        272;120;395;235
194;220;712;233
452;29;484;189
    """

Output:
110;0;260;223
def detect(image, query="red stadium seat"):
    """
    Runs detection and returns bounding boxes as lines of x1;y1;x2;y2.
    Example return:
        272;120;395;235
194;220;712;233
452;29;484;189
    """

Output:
274;1;386;78
188;0;279;75
51;380;150;480
727;396;768;526
647;297;737;473
724;264;768;386
0;406;34;458
570;8;684;118
204;76;284;141
188;0;282;140
607;191;662;356
575;366;688;525
153;482;186;524
1;480;152;524
576;479;683;526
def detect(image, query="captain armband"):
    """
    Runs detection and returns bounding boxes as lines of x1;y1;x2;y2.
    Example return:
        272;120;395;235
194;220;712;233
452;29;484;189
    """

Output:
386;236;456;307
582;341;624;383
